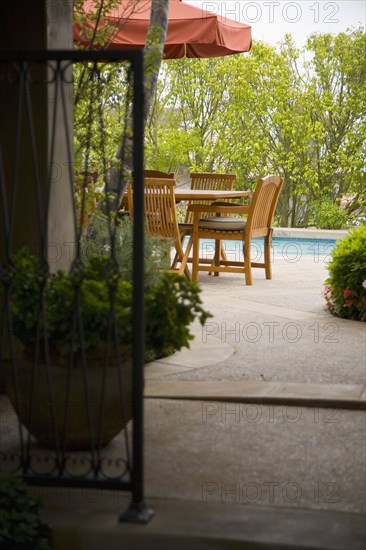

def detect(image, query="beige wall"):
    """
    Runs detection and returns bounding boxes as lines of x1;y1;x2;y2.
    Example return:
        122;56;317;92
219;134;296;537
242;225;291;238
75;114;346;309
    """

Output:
0;0;75;271
0;1;74;378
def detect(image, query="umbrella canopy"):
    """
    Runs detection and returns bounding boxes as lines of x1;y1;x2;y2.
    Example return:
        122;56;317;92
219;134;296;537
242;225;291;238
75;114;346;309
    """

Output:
74;0;252;58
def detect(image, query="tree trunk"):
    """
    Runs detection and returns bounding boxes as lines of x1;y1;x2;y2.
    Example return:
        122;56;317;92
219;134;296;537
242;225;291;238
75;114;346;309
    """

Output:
101;0;170;216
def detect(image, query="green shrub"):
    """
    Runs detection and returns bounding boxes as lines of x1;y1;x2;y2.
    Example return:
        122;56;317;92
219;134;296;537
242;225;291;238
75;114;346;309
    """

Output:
324;226;366;321
311;197;350;229
0;474;50;549
7;248;211;359
145;273;209;360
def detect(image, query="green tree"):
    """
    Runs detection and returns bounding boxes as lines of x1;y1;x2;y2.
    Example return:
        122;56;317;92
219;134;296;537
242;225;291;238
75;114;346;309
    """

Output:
226;38;318;226
147;29;366;227
305;29;366;213
146;57;235;173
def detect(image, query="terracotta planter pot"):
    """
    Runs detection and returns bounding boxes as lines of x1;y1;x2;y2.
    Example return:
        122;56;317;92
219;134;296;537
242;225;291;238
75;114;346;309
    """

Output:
6;347;133;451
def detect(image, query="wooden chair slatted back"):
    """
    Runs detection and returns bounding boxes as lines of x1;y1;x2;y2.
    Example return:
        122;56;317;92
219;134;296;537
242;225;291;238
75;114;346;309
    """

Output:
190;173;236;191
143;178;179;240
122;171;174;212
246;175;284;234
185;172;236;224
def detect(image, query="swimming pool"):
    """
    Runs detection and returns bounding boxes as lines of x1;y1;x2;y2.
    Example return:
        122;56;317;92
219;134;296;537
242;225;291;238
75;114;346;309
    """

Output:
253;237;335;256
195;237;338;263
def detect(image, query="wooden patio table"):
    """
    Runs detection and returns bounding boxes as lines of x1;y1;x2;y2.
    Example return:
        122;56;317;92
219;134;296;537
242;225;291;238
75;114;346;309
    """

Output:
120;188;251;210
174;189;251;201
120;188;250;212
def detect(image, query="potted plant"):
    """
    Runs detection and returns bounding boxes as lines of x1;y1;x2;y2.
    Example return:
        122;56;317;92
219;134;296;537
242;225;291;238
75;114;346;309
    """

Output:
4;245;210;451
6;249;134;451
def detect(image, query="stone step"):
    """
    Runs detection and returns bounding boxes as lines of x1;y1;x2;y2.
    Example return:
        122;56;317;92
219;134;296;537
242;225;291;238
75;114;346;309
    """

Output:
144;381;366;410
44;493;366;550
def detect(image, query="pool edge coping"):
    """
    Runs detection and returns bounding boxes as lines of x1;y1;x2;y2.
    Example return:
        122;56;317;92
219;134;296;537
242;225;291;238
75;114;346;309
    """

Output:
273;227;348;240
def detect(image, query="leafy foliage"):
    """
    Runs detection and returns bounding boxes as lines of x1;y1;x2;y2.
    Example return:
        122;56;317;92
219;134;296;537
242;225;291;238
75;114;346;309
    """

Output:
145;273;211;360
8;248;211;359
324;227;366;321
310;197;350;229
7;250;44;344
74;0;129;49
0;474;50;549
73;0;133;222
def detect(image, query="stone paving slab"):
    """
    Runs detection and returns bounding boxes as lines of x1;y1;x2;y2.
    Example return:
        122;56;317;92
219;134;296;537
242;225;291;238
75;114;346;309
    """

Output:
144;381;366;410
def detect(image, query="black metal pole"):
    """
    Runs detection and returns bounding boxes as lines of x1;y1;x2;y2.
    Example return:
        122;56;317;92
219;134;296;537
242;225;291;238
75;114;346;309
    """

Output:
119;50;154;524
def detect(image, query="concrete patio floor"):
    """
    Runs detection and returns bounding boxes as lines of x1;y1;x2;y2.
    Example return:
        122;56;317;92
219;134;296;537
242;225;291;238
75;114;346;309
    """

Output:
146;253;365;386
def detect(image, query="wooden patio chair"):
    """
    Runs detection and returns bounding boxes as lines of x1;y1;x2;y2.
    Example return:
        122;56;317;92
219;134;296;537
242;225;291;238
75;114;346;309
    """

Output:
172;172;236;271
127;177;192;279
119;170;175;213
188;175;284;285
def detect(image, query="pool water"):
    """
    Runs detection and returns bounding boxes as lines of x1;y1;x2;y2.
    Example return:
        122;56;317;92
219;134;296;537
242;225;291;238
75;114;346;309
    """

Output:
252;237;336;256
194;237;337;263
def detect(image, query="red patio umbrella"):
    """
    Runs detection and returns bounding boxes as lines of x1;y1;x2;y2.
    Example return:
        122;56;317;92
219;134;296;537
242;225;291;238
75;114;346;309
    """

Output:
74;0;252;58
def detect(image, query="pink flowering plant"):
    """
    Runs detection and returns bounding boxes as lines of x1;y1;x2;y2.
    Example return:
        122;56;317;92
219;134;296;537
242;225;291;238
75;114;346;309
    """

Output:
324;226;366;321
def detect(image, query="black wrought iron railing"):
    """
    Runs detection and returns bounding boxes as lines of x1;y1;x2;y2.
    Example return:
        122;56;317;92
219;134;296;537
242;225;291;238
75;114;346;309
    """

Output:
0;50;152;522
